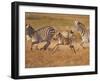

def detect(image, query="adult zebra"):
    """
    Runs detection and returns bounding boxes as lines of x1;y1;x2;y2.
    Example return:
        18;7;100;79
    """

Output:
74;20;89;48
25;24;56;50
74;21;86;36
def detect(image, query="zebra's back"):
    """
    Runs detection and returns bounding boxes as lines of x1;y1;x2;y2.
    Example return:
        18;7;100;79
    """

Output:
34;26;56;42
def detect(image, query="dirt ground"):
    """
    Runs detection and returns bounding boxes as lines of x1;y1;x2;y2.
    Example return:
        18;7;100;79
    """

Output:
25;12;89;68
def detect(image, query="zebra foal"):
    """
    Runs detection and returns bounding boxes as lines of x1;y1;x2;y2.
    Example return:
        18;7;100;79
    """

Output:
52;30;76;54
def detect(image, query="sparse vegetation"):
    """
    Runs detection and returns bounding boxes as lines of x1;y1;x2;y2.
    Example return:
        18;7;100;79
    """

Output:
25;12;89;68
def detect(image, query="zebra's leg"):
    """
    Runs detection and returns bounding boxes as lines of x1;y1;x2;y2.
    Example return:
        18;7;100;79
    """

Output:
52;43;60;54
41;41;51;50
31;41;39;51
80;42;86;49
53;43;59;50
68;38;76;54
69;45;76;54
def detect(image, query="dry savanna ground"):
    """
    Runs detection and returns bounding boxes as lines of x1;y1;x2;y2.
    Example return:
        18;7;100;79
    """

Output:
25;12;89;68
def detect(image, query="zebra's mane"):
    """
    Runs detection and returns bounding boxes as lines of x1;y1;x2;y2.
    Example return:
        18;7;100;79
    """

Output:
36;26;53;31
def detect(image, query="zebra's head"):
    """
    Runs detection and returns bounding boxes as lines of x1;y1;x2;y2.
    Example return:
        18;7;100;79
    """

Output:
74;20;79;26
74;20;83;32
25;24;35;41
56;32;63;38
74;20;79;31
53;32;63;41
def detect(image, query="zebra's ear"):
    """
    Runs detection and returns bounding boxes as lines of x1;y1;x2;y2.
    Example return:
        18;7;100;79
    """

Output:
25;24;29;28
25;24;27;26
70;30;74;33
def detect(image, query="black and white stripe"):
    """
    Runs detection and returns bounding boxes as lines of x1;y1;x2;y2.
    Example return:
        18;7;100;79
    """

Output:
26;24;56;50
74;21;89;48
53;30;76;54
25;24;35;40
74;20;86;36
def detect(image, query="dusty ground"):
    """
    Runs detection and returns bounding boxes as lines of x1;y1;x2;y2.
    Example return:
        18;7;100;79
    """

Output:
25;12;89;68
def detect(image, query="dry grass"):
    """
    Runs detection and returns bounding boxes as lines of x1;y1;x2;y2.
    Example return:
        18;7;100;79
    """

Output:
25;12;89;68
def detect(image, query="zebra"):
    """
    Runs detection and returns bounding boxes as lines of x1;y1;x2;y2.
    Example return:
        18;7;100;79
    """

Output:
80;29;89;48
25;24;56;50
74;20;89;48
52;30;76;54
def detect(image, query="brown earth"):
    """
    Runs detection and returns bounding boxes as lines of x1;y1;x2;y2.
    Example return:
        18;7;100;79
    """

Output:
25;12;89;68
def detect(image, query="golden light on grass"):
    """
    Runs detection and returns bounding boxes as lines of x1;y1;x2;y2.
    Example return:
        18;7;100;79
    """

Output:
25;12;89;68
